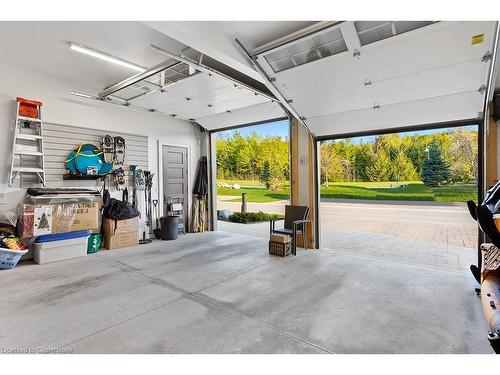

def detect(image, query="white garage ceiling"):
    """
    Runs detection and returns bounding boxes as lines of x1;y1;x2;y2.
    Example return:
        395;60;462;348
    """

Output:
0;21;497;135
252;21;498;137
0;21;187;91
0;21;286;130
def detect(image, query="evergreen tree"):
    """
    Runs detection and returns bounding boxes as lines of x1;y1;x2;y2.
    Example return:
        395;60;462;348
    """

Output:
392;150;419;181
421;141;451;187
366;149;391;182
260;160;271;190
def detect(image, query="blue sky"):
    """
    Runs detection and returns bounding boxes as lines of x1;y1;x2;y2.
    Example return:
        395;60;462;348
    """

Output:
216;119;478;142
216;119;290;139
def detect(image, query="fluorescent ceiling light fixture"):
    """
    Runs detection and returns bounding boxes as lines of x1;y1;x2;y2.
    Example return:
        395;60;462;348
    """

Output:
69;43;146;73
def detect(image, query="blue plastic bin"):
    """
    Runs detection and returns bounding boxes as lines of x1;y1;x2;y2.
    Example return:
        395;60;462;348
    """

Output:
0;248;28;269
35;230;90;243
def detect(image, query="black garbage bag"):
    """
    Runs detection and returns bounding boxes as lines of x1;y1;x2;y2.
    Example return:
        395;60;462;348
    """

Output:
102;198;140;234
103;198;140;220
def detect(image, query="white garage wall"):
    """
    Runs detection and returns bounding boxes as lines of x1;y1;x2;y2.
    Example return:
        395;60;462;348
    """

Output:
0;61;202;225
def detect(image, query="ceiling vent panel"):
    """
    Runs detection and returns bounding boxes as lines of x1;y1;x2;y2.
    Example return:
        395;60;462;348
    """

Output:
355;21;435;46
264;27;348;73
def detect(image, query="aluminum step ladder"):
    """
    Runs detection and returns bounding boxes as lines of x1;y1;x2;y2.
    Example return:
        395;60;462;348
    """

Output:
8;101;46;187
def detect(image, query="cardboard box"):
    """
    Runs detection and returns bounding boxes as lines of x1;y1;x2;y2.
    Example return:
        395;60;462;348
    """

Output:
103;217;139;250
270;233;291;243
19;197;101;238
51;200;100;233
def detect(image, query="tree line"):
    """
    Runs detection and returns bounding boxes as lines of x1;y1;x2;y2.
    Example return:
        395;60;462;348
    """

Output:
216;128;478;189
216;132;289;188
321;129;478;186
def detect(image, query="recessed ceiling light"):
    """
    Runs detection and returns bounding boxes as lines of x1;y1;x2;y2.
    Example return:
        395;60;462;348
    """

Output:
364;80;372;87
69;43;146;73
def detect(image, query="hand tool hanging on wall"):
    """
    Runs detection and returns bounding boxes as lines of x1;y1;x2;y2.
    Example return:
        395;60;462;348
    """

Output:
144;171;154;235
153;199;161;239
130;165;137;208
122;187;129;203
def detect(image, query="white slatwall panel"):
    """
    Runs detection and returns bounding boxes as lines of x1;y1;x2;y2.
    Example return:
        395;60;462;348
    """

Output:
17;123;148;192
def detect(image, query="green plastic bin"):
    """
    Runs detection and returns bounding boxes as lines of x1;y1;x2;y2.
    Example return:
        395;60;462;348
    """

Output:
87;233;102;254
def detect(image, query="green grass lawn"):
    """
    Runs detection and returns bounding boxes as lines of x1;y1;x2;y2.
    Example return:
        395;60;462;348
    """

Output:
321;181;478;202
217;180;478;203
218;183;289;203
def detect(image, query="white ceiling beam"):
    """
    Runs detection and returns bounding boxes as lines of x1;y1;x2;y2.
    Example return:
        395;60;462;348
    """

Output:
144;21;264;83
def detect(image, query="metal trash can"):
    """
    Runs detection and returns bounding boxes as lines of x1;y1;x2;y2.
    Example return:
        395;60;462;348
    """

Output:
160;215;179;240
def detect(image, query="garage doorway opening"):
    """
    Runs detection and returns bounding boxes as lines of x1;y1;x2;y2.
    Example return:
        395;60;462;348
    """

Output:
214;119;290;235
319;124;479;271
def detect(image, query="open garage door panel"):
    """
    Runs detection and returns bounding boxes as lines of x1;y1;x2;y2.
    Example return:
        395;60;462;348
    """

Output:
253;21;498;137
98;46;286;131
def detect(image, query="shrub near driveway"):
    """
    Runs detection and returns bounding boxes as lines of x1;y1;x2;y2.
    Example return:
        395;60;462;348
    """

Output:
228;211;284;224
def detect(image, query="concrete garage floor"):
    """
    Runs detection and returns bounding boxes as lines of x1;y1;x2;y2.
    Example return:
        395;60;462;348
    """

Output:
0;230;491;354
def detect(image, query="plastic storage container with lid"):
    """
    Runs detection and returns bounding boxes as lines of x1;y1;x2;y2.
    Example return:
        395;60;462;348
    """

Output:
34;230;90;264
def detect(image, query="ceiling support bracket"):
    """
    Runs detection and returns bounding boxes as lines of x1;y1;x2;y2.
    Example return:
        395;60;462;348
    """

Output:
150;44;276;102
234;38;315;137
98;60;182;99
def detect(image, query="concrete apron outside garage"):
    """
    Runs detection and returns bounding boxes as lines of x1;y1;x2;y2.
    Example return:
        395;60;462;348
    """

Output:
0;229;491;354
218;197;478;272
